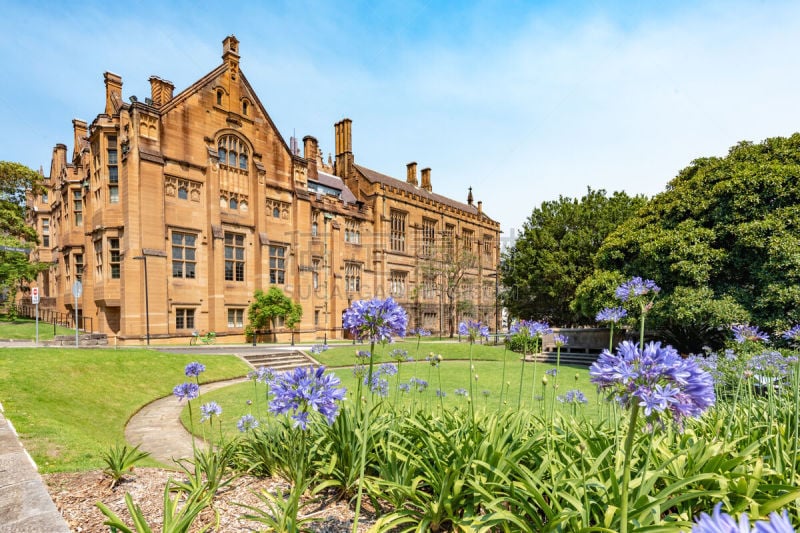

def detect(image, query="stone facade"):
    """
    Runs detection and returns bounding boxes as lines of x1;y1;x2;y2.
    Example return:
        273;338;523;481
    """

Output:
25;36;501;344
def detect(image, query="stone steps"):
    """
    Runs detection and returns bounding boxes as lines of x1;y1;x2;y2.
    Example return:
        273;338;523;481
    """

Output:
241;350;318;372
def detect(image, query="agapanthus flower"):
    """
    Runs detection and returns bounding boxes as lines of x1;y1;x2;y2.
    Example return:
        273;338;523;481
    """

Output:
545;368;558;376
558;389;588;404
410;377;428;392
410;327;431;337
256;366;276;384
310;344;329;355
399;383;410;393
553;334;568;347
436;389;446;398
589;340;715;429
173;382;199;401
747;351;794;378
459;319;490;342
342;297;408;343
596;306;628;324
454;388;468;397
356;350;371;360
184;361;206;377
691;502;796;533
390;348;410;361
268;366;346;430
615;277;660;302
510;319;552;337
427;353;443;366
200;401;222;422
732;324;769;344
237;414;259;432
782;325;800;344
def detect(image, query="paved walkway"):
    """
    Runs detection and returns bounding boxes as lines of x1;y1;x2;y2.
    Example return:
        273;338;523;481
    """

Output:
0;404;70;533
125;377;248;465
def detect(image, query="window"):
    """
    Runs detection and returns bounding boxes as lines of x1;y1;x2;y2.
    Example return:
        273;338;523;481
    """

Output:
423;311;437;330
242;100;249;116
423;274;437;299
229;197;238;210
483;236;493;258
445;224;456;255
390;210;406;252
109;238;120;279
390;271;407;297
74;253;83;280
94;239;103;279
108;136;118;184
273;207;280;218
345;262;361;292
224;232;245;281
42;218;50;247
228;309;244;328
314;310;320;326
311;212;319;236
178;187;188;200
422;218;436;256
218;135;248;170
312;258;320;290
172;232;197;279
176;308;195;330
42;191;48;204
73;190;83;226
109;185;119;203
269;245;286;284
216;90;223;106
462;229;474;253
345;218;361;244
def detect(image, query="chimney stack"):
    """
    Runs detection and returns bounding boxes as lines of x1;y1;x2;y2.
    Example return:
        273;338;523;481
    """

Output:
149;76;175;107
406;162;418;186
104;72;123;115
303;135;319;179
333;118;353;179
477;200;482;215
421;167;432;192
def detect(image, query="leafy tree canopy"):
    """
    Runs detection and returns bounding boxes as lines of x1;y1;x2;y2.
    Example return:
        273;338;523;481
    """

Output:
246;287;302;335
0;162;44;295
574;135;800;351
501;187;646;326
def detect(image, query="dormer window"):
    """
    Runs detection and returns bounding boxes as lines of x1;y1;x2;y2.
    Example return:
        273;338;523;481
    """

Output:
217;135;248;170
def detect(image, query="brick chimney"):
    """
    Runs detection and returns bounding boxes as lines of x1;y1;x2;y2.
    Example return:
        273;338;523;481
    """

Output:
303;135;319;179
104;72;122;115
149;76;175;107
477;200;482;215
406;162;418;186
334;118;353;179
421;167;432;192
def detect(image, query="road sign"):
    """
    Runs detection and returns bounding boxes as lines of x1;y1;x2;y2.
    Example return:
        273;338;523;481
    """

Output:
72;281;82;298
31;287;39;304
0;245;30;253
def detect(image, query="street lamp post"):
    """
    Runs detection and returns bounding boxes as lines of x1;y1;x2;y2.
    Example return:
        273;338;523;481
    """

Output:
133;254;150;345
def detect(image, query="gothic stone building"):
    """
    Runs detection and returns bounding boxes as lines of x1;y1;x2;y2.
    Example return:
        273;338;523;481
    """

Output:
26;36;500;344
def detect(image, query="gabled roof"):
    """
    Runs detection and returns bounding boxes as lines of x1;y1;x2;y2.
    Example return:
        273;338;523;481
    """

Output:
311;171;358;204
355;164;497;224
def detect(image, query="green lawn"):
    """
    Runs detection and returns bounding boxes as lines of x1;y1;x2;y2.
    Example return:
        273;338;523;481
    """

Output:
183;357;602;437
310;339;512;367
0;348;251;472
0;317;77;340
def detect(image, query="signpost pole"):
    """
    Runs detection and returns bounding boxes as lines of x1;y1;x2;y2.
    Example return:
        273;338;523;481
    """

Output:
72;281;82;348
32;287;40;346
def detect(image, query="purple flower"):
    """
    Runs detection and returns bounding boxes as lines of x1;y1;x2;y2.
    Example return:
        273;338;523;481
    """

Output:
458;319;490;342
747;351;794;378
356;350;371;360
237;414;259;432
399;383;410;393
782;325;800;343
436;389;446;398
614;277;660;302
596;306;628;324
553;334;568;347
558;389;588;404
545;368;558;376
427;353;443;367
310;344;329;355
589;341;715;429
390;348;410;361
184;361;206;377
268;366;346;430
454;388;468;397
173;382;199;401
342;297;408;343
510;319;552;338
732;324;769;344
200;401;222;422
692;502;796;533
410;377;428;392
410;327;431;337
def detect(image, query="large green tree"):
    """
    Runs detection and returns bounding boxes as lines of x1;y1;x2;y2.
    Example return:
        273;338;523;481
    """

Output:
501;188;646;325
246;287;303;341
574;135;800;351
0;162;44;305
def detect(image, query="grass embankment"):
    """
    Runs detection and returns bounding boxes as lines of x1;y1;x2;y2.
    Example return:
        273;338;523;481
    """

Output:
0;348;250;472
0;317;76;340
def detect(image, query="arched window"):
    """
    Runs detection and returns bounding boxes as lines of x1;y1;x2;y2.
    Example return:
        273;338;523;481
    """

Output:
178;187;188;200
220;196;228;208
242;101;249;115
217;135;249;171
229;197;238;210
273;207;280;218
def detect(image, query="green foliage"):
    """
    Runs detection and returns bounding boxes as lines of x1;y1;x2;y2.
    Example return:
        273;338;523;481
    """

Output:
96;483;213;533
172;440;239;500
502;188;646;325
578;135;800;349
101;443;150;488
246;287;302;337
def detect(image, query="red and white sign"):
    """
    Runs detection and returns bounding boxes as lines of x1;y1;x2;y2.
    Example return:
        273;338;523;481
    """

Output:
31;287;39;305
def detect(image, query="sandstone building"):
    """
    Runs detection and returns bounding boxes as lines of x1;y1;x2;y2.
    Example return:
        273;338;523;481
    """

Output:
26;36;500;344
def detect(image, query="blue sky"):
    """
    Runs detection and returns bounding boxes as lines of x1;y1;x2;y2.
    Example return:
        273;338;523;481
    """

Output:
3;0;800;242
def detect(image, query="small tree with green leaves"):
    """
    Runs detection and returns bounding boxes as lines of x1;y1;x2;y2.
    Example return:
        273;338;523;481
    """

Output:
246;287;302;343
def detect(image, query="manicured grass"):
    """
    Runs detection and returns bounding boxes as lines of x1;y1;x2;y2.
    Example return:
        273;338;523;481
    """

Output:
311;339;511;367
0;317;76;340
183;358;602;437
0;348;251;472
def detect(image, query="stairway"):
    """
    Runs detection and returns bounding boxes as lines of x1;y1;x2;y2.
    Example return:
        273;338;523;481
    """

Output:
241;350;318;372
